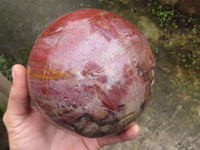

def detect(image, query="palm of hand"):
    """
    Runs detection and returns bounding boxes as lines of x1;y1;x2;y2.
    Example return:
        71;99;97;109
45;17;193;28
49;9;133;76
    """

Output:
6;109;100;150
3;65;139;150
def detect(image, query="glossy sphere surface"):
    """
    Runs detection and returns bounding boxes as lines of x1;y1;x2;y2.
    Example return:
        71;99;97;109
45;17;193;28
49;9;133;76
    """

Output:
27;9;156;137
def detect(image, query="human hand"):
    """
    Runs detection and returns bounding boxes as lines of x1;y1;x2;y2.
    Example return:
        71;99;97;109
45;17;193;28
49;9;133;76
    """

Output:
3;64;140;150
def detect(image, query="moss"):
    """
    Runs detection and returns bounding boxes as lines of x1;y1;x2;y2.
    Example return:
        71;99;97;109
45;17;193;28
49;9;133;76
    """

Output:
154;48;159;54
149;0;200;35
0;55;12;81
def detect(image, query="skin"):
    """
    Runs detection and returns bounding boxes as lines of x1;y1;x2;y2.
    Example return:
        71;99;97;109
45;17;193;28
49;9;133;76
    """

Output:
3;64;140;150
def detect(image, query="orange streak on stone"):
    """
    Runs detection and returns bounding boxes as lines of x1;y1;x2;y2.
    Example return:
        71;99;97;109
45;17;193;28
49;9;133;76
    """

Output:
27;65;66;79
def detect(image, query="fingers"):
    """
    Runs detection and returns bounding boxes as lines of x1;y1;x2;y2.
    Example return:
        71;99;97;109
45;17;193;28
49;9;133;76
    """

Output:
6;64;30;117
97;123;140;147
117;123;140;141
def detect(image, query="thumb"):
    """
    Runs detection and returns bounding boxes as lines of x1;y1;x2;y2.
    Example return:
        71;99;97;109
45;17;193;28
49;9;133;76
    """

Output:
5;64;30;118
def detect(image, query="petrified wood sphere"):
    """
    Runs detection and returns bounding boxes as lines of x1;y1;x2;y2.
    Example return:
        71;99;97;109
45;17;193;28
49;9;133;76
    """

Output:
27;9;156;137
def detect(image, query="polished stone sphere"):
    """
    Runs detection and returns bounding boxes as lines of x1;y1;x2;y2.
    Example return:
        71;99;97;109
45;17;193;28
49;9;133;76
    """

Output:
27;9;156;137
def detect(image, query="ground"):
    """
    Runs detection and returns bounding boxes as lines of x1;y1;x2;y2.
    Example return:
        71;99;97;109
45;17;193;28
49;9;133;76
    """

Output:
0;0;199;150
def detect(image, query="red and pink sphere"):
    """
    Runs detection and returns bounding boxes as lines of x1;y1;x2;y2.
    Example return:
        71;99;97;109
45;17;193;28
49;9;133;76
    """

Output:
27;9;156;137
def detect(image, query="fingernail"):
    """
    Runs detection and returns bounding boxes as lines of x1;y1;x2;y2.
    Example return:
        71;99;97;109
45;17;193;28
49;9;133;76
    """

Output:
12;66;16;81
